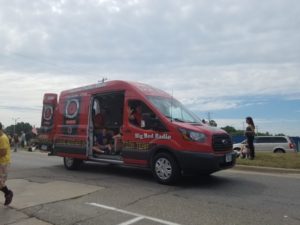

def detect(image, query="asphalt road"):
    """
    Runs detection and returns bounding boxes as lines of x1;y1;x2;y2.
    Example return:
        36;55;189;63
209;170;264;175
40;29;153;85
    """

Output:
3;150;300;225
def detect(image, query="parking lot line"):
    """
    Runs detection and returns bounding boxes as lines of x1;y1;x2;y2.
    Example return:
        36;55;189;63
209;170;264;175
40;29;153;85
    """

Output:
118;216;144;225
86;202;181;225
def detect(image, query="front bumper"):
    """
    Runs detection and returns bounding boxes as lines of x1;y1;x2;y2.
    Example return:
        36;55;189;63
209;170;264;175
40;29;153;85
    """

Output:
173;150;236;175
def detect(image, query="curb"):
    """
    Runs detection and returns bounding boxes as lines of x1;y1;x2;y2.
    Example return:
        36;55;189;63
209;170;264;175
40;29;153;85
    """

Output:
233;165;300;174
12;148;48;154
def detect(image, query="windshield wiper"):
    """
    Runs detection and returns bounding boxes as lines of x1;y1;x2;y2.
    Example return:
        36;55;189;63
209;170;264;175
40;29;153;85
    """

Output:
164;115;186;123
173;118;185;122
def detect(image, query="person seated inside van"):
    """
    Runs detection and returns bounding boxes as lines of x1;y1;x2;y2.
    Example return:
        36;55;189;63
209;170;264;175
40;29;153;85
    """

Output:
112;126;123;154
92;128;112;155
93;108;105;130
128;105;142;127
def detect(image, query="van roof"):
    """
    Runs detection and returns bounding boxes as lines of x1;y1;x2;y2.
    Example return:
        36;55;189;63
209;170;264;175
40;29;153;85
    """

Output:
60;80;171;98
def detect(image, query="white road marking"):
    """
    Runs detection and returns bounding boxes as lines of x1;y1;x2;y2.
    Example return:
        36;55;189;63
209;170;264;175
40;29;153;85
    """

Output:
86;202;182;225
118;216;144;225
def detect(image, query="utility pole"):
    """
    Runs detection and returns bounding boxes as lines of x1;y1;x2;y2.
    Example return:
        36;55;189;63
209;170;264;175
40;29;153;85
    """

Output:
12;117;20;134
207;112;212;122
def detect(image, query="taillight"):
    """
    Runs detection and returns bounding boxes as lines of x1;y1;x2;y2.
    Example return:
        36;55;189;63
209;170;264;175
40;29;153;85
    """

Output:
289;143;295;149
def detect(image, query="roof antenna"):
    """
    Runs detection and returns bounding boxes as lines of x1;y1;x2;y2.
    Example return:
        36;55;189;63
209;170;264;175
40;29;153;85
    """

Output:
170;88;174;122
98;77;108;83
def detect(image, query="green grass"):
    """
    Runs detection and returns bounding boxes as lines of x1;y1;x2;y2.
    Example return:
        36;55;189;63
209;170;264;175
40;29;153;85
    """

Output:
236;152;300;169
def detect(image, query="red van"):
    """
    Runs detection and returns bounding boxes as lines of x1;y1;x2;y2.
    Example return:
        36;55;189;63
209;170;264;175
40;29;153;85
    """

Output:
39;80;235;184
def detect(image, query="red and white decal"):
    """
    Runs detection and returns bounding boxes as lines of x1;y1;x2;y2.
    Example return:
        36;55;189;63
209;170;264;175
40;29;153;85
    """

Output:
65;99;79;119
43;105;53;121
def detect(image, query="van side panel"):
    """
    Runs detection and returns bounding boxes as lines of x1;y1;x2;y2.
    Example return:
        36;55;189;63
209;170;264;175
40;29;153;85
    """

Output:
53;94;89;159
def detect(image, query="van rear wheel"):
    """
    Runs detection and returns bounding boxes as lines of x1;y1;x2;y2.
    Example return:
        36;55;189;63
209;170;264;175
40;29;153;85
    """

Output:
152;152;181;185
63;157;83;170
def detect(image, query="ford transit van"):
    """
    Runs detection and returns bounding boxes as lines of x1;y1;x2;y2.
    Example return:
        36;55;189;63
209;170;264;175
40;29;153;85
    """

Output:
39;80;235;184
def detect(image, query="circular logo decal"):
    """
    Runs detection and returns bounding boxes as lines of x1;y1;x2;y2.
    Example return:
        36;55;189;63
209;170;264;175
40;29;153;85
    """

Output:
65;99;79;119
43;105;53;121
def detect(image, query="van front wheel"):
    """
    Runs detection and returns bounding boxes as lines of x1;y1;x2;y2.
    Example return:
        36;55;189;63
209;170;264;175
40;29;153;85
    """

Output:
63;157;82;170
152;153;180;185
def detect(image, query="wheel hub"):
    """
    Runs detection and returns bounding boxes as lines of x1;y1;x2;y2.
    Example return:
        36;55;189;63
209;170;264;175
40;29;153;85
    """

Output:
155;158;172;180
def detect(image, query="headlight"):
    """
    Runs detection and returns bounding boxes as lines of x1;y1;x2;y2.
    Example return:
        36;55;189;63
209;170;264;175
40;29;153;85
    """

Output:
178;128;207;143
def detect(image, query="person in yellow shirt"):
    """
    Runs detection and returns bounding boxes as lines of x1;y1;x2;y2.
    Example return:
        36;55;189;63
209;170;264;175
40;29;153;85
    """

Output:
0;122;13;206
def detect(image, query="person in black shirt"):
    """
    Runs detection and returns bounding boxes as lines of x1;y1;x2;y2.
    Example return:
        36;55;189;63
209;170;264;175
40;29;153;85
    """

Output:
92;128;112;154
245;117;255;160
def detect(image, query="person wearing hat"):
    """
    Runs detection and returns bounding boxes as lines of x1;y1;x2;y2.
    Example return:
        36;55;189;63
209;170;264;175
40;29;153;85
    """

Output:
0;122;13;206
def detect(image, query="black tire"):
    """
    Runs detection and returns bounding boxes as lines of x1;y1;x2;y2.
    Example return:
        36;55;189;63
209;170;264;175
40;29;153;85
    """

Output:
274;149;285;153
63;157;83;170
152;152;181;185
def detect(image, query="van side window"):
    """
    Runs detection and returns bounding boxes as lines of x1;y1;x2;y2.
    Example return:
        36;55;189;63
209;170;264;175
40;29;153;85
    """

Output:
271;137;287;143
256;137;270;143
128;100;166;131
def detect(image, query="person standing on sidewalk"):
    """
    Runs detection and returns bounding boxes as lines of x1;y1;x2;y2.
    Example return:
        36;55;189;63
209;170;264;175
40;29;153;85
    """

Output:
245;117;256;160
13;133;19;152
0;122;13;206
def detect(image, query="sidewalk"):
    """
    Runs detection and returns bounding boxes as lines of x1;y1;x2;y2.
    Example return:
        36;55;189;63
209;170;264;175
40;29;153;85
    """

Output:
1;179;102;225
0;207;52;225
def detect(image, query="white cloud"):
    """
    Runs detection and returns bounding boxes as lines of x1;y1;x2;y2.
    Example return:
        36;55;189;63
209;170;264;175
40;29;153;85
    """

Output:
0;0;300;134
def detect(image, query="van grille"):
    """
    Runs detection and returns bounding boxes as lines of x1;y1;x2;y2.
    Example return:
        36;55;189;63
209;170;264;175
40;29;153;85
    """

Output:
212;134;233;152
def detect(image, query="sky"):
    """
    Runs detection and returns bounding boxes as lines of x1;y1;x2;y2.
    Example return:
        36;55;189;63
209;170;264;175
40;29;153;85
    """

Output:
0;0;300;136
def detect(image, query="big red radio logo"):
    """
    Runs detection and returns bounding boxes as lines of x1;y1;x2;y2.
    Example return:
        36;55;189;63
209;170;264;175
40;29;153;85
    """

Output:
41;104;54;133
65;99;79;119
63;97;81;135
43;105;53;121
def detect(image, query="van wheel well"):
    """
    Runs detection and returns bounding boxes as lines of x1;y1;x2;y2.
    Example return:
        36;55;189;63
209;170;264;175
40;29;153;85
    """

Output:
151;149;180;168
151;149;181;185
274;148;285;153
63;157;83;170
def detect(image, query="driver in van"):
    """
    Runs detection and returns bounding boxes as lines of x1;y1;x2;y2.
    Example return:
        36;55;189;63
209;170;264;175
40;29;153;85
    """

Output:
128;104;142;127
92;127;112;155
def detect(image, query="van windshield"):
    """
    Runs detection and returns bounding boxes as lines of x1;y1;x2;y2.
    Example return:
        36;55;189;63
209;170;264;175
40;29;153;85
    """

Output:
147;96;202;124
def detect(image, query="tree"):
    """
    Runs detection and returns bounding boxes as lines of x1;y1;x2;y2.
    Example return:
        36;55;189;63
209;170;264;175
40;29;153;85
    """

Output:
5;122;32;135
209;120;217;127
221;126;237;134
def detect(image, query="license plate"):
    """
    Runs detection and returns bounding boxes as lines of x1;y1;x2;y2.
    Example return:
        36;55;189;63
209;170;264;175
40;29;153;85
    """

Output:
41;145;48;151
225;153;232;162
